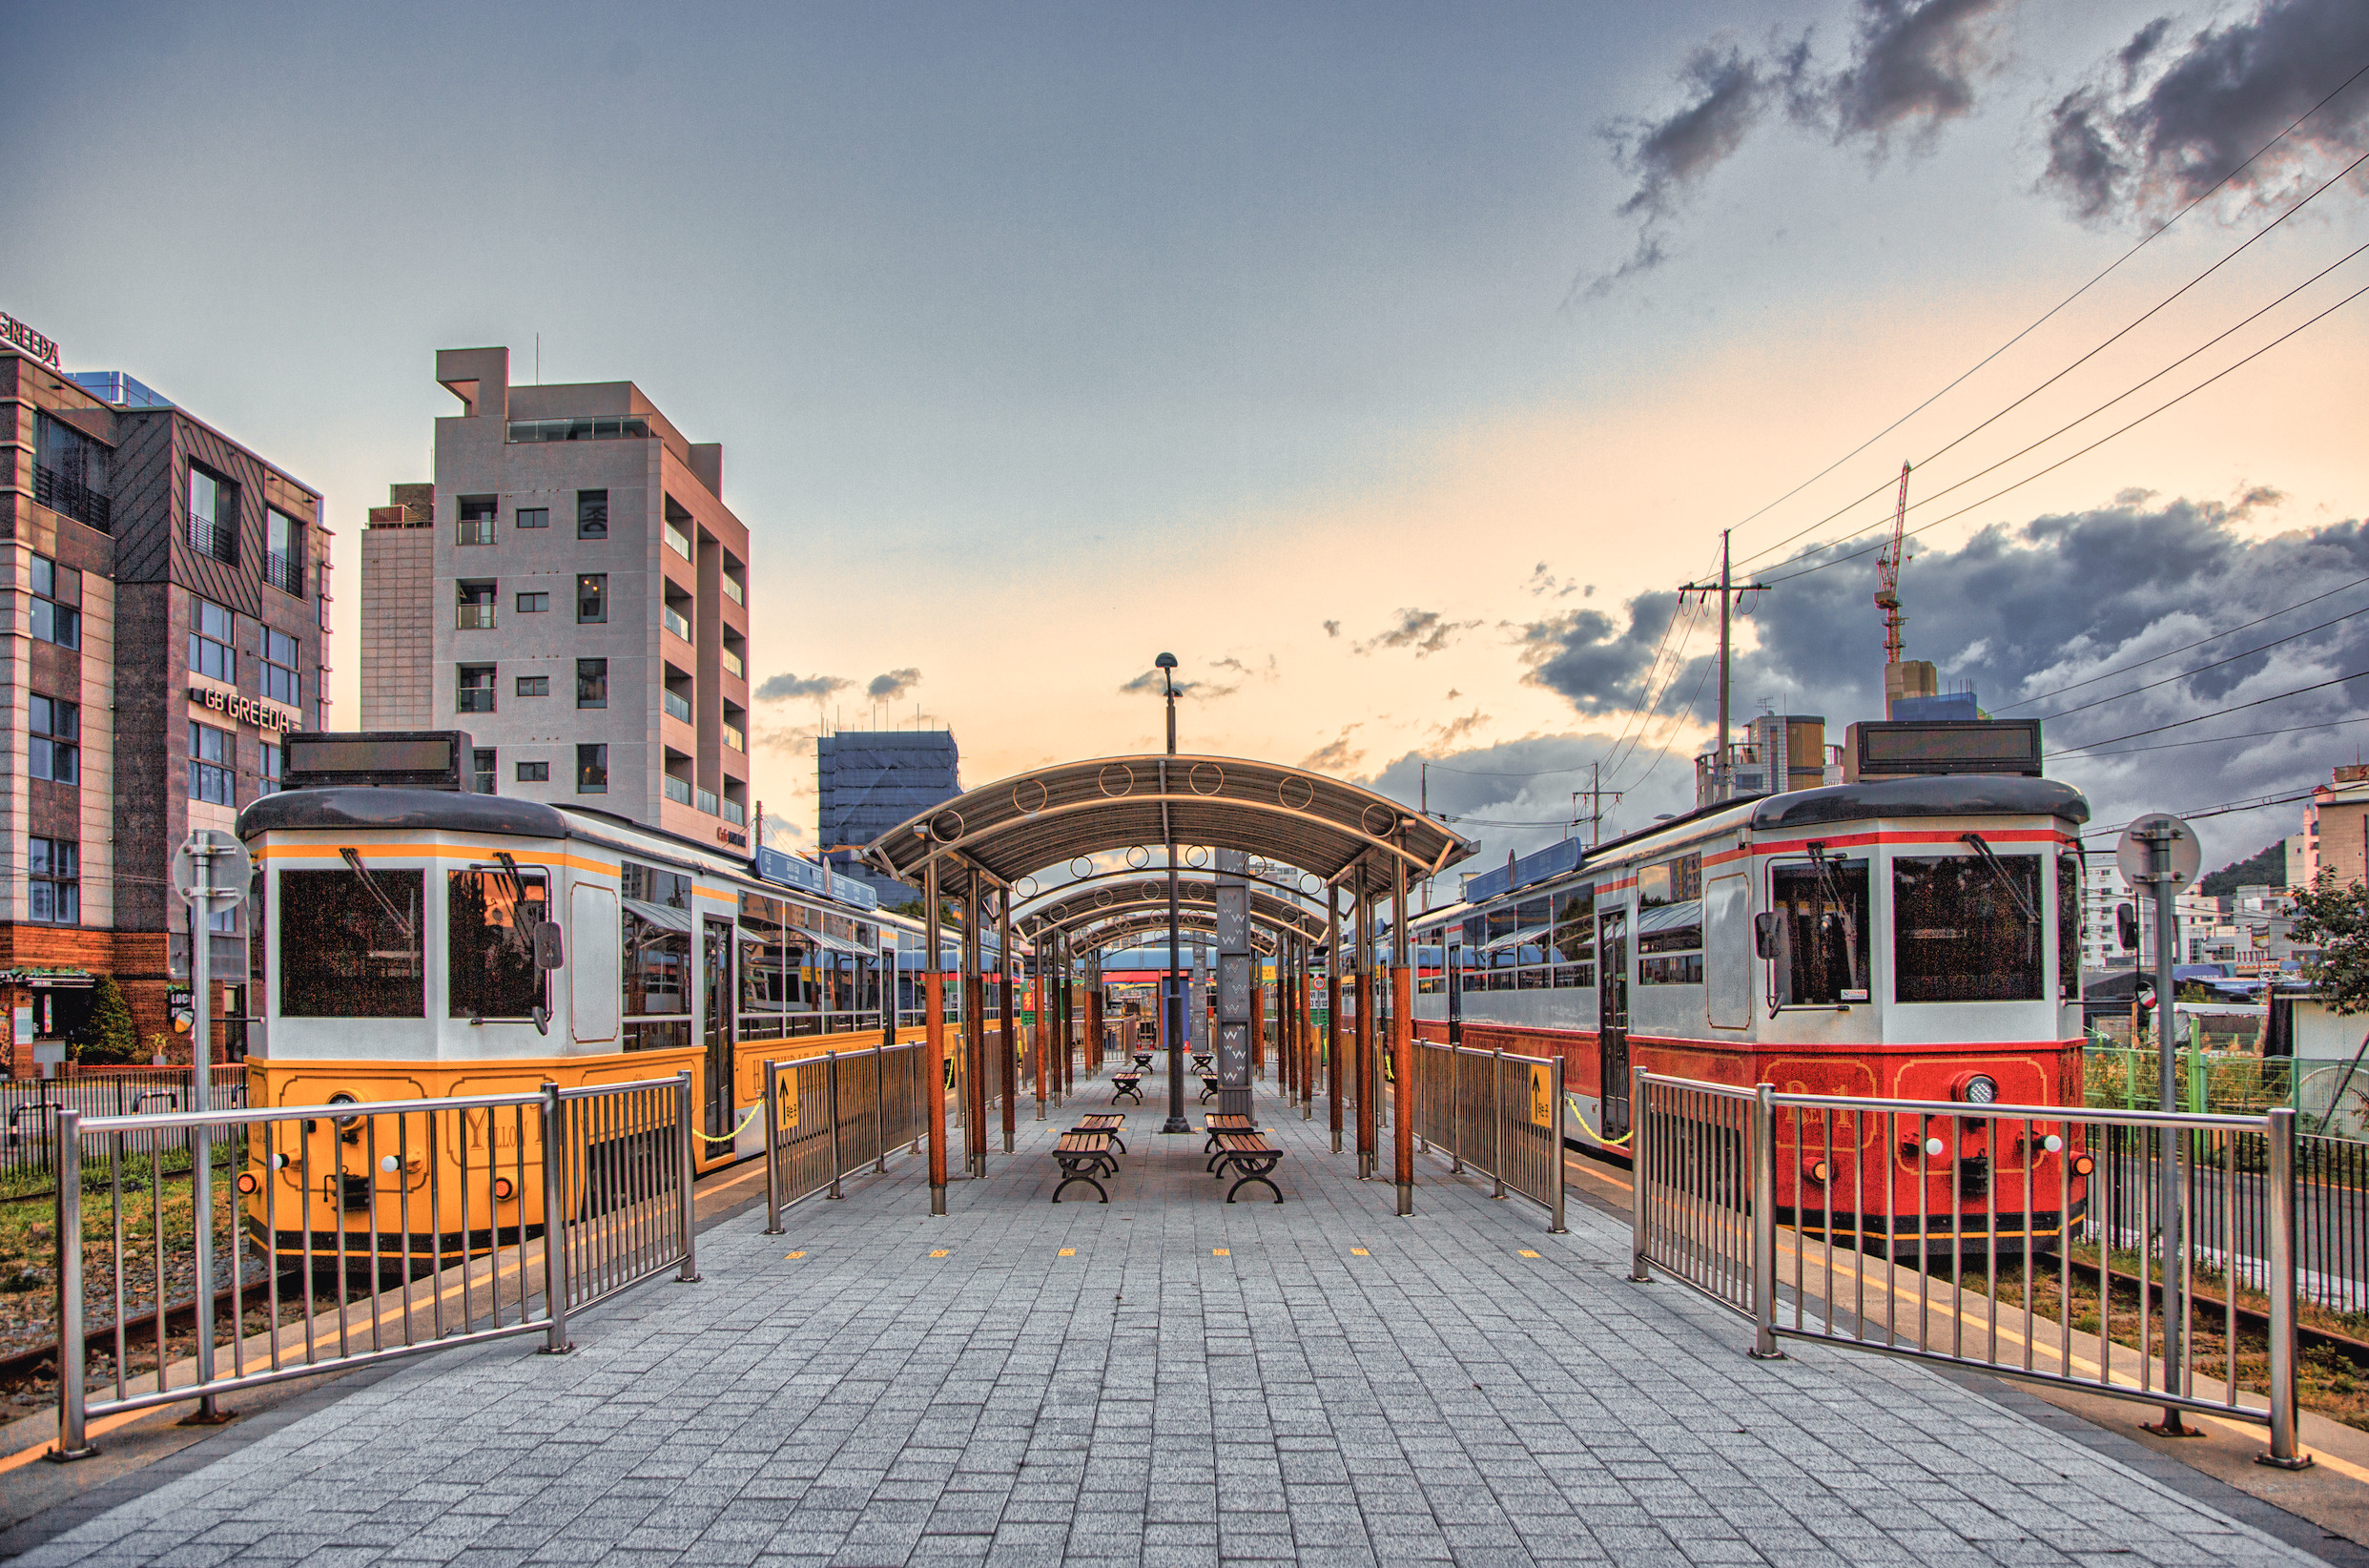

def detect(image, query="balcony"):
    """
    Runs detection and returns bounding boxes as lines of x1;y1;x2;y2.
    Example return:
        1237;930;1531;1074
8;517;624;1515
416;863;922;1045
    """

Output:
721;574;744;606
457;604;496;630
695;788;719;815
506;416;650;444
720;798;747;827
663;689;692;724
723;720;745;753
456;517;496;546
187;517;237;565
664;774;693;807
264;551;304;596
662;604;691;642
34;464;110;533
665;522;693;561
458;689;496;714
720;646;744;679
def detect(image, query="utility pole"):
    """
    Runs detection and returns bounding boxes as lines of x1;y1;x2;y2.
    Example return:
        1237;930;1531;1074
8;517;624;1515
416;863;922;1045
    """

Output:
1575;763;1621;848
1679;530;1766;804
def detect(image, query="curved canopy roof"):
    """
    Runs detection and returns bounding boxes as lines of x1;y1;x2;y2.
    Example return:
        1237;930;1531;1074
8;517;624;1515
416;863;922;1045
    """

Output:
1067;910;1279;957
864;753;1473;901
1016;876;1325;945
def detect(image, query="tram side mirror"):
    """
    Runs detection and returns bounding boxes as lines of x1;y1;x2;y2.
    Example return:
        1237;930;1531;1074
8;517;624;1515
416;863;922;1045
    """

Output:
1752;913;1781;960
532;920;566;970
2115;902;2138;952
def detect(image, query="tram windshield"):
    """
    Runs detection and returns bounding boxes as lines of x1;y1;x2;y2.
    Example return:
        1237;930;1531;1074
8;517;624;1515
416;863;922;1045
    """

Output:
1767;860;1868;1007
1892;853;2043;1002
447;868;548;1020
279;867;424;1018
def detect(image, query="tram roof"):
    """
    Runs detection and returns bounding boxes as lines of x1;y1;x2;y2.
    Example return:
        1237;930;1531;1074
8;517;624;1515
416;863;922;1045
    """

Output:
861;753;1474;902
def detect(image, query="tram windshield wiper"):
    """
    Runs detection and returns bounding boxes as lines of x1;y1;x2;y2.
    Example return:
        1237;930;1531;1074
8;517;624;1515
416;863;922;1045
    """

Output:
338;847;418;942
1959;833;2039;927
1807;843;1863;994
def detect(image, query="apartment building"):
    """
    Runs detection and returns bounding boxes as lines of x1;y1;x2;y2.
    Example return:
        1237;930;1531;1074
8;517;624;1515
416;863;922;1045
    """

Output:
364;348;753;846
0;323;328;1067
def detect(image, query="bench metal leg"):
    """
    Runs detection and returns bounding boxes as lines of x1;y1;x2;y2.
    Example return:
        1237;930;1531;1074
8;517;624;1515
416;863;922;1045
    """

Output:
1225;1162;1284;1205
1052;1164;1109;1204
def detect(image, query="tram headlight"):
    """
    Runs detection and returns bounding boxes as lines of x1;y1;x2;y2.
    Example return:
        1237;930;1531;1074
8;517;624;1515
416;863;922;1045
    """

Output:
380;1155;401;1173
1923;1137;1947;1158
2043;1134;2064;1154
1959;1074;1998;1105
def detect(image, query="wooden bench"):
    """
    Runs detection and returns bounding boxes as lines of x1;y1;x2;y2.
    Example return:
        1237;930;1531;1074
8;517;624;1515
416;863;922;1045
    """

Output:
1070;1112;1126;1155
1209;1131;1285;1205
1052;1130;1119;1204
1109;1072;1144;1106
1132;1052;1156;1070
1190;1053;1212;1074
1199;1072;1221;1104
1203;1113;1253;1156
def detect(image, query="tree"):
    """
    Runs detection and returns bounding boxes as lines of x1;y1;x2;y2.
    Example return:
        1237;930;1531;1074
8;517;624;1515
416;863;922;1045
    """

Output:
72;976;142;1065
2288;872;2369;1014
2200;840;2287;898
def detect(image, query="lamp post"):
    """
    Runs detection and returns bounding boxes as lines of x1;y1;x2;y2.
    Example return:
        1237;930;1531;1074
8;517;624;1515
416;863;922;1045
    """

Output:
1158;652;1190;1134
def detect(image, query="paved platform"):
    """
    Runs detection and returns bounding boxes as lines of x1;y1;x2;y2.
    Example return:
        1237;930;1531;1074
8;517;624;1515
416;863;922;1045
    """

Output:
6;1085;2335;1568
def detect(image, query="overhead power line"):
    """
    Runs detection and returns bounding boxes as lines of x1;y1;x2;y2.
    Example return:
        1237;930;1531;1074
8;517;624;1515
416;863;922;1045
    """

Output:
2081;787;2321;841
2036;599;2369;724
2049;669;2369;755
1996;572;2369;711
2070;712;2369;759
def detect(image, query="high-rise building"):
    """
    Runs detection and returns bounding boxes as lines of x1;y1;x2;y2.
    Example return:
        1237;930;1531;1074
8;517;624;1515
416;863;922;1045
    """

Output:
1;322;330;1067
366;347;755;847
359;484;435;730
817;730;960;903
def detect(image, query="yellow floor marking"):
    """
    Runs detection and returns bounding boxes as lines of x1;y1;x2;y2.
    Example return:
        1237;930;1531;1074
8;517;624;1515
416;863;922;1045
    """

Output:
1349;1248;1370;1256
1058;1248;1076;1256
0;1407;154;1475
1212;1248;1229;1257
784;1251;806;1259
928;1249;950;1258
1517;1249;1540;1259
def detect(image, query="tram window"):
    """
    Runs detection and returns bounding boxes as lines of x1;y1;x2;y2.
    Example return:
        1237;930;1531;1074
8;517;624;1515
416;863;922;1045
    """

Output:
623;862;691;908
1638;853;1701;908
1893;854;2043;1002
446;868;549;1020
1516;897;1550;931
1551;887;1595;965
1517;966;1549;990
1486;904;1518;945
1767;861;1870;1007
2057;854;2081;1000
1637;890;1703;985
1461;916;1484;949
1553;964;1595;988
279;867;423;1018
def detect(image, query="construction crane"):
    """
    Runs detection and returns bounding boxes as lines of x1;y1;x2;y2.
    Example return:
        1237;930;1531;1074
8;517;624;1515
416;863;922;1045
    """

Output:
1873;461;1911;666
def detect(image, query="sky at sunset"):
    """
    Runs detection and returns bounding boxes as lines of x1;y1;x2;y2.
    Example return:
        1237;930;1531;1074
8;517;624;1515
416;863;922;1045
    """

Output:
7;0;2368;890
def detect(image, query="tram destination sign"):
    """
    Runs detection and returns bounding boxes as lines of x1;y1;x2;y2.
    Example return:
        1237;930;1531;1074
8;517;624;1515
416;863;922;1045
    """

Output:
283;730;470;792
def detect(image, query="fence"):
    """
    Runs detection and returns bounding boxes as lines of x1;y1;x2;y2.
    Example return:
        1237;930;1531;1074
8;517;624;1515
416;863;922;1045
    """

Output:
4;1068;252;1175
763;1041;934;1229
50;1073;695;1460
1407;1040;1565;1232
1628;1070;2314;1469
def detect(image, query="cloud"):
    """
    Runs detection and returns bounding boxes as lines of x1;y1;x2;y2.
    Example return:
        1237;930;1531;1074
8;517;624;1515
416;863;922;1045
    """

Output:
1524;563;1584;599
1301;724;1366;774
1119;669;1191;696
1355;608;1483;657
1593;1;2009;290
1515;593;1683;714
867;667;922;701
1323;620;1341;638
2042;0;2369;223
1430;710;1490;749
755;671;852;702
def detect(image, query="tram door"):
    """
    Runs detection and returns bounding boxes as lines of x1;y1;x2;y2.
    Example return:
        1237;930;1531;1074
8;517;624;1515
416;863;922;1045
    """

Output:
702;918;735;1142
1597;907;1631;1139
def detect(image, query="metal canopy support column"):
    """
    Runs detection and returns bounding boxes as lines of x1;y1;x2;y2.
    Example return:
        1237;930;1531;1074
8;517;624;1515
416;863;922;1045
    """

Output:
1214;850;1253;1122
1274;940;1289;1101
962;889;985;1180
1032;951;1047;1121
1299;937;1314;1121
925;856;947;1216
1056;934;1070;1106
1327;895;1344;1152
998;892;1016;1154
1356;895;1375;1180
1392;849;1415;1217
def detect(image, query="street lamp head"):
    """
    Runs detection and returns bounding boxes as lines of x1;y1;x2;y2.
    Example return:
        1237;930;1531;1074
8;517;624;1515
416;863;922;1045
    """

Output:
1154;651;1178;670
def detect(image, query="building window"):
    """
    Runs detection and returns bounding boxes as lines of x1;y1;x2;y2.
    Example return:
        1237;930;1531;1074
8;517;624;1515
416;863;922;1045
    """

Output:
457;496;497;547
34;414;110;532
190;597;235;682
190;722;235;805
265;507;305;594
31;555;81;650
578;743;608;794
458;665;496;714
516;591;549;613
577;490;608;539
516;675;550;697
457;580;496;629
516;760;549;782
472;748;496;794
29;694;78;784
188;464;238;564
262;627;301;707
261;740;283;795
516;506;548;529
577;573;607;623
29;837;77;924
576;658;608;710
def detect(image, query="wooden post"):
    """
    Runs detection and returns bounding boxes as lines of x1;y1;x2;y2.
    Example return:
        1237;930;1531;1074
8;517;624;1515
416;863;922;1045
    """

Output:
1393;851;1415;1216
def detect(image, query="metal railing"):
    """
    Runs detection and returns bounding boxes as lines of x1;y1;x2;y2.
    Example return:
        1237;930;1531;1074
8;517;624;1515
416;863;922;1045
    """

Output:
763;1041;934;1230
1627;1070;2315;1468
1408;1040;1565;1231
3;1069;251;1174
186;517;237;565
50;1073;695;1460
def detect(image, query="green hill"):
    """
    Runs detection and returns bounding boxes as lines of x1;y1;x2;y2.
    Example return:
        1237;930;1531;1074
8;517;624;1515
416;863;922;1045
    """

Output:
2199;840;2286;898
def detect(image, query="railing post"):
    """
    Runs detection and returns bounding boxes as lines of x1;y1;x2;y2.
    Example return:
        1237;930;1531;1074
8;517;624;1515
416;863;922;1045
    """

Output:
763;1059;784;1234
1549;1056;1567;1235
1749;1083;1782;1358
539;1083;572;1355
49;1108;93;1461
875;1045;888;1172
675;1071;701;1283
1491;1047;1507;1200
827;1052;845;1200
2260;1106;2314;1469
1627;1067;1649;1282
